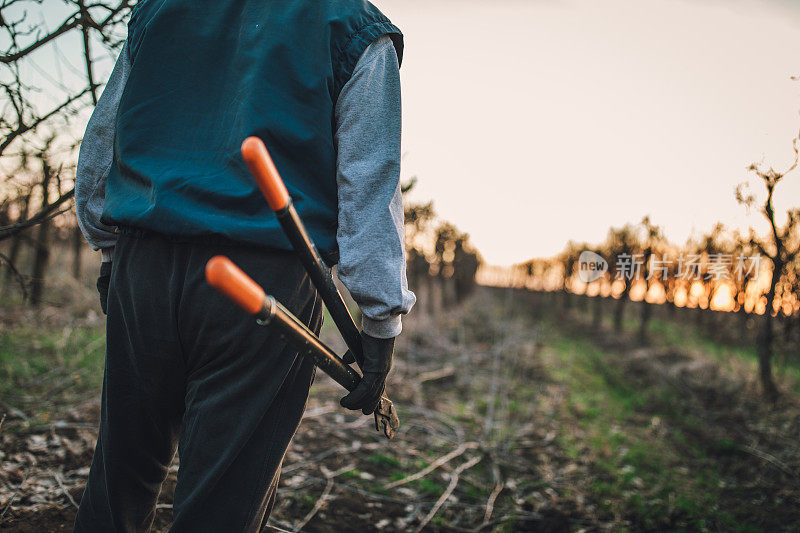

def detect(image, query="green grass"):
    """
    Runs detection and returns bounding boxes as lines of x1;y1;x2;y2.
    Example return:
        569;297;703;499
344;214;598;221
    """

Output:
367;452;402;469
584;300;800;394
338;469;363;480
646;317;800;393
410;476;446;497
544;325;752;531
0;323;106;425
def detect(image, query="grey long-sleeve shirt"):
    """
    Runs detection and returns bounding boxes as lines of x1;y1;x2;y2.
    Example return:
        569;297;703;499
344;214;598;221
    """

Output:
75;35;415;338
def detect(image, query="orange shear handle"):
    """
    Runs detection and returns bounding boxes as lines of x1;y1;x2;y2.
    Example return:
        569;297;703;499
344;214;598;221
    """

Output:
241;136;290;211
205;255;266;315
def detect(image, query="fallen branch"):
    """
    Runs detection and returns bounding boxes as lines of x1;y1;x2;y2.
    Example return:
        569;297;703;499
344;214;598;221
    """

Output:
0;467;29;519
403;405;467;442
742;444;797;479
52;471;78;509
301;405;337;419
294;475;333;532
386;441;478;489
264;521;294;533
292;463;353;532
472;513;544;532
417;365;456;384
31;421;96;432
264;474;544;518
483;460;503;522
282;444;353;474
414;455;483;533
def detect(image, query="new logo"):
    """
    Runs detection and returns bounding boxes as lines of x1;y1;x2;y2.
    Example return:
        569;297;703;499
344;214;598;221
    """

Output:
578;251;608;282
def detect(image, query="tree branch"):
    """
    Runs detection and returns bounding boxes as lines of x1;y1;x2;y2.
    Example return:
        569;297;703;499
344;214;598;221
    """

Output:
0;188;74;241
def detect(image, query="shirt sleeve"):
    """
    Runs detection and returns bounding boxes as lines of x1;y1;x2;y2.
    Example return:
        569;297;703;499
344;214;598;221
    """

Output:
334;35;416;339
75;40;131;258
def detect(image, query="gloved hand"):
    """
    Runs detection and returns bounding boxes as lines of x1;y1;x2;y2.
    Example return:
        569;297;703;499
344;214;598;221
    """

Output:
340;332;394;415
97;261;112;315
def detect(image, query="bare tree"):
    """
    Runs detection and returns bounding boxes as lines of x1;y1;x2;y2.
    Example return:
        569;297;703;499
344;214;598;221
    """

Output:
451;235;481;302
0;0;134;293
736;128;800;401
605;223;639;332
2;151;33;290
29;137;58;306
636;216;664;345
557;240;584;310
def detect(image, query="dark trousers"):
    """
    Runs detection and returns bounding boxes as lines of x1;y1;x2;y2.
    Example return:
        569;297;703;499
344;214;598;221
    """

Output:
74;232;321;532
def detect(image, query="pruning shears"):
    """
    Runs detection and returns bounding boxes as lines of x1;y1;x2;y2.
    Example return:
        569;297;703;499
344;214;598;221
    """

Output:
204;137;400;439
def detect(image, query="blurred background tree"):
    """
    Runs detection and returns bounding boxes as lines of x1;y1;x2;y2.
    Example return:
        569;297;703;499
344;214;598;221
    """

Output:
735;130;799;400
0;0;134;302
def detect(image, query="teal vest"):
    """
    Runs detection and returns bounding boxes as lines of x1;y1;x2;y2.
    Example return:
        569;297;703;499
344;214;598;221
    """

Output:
102;0;402;259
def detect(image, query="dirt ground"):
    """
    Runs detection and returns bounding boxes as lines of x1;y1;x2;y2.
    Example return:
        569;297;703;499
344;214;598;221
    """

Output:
2;287;799;531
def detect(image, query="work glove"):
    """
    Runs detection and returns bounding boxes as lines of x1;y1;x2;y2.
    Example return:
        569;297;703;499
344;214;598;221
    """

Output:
340;332;394;415
97;261;112;315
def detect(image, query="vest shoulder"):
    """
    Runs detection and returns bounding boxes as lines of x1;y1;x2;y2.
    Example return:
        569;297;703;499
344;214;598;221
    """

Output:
325;0;402;95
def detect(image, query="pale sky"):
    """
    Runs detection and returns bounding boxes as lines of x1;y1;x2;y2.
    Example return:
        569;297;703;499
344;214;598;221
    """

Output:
373;0;800;264
19;0;800;266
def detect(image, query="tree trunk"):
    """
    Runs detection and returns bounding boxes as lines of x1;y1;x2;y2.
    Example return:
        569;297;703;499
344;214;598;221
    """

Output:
431;277;442;316
756;312;779;402
562;290;571;310
666;298;676;316
443;276;456;308
3;233;25;291
796;313;800;349
72;225;83;279
781;313;793;343
754;258;785;402
638;301;652;345
696;306;706;328
30;161;52;307
613;296;626;332
709;310;718;336
738;307;750;343
592;296;603;329
29;217;51;306
3;193;31;291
